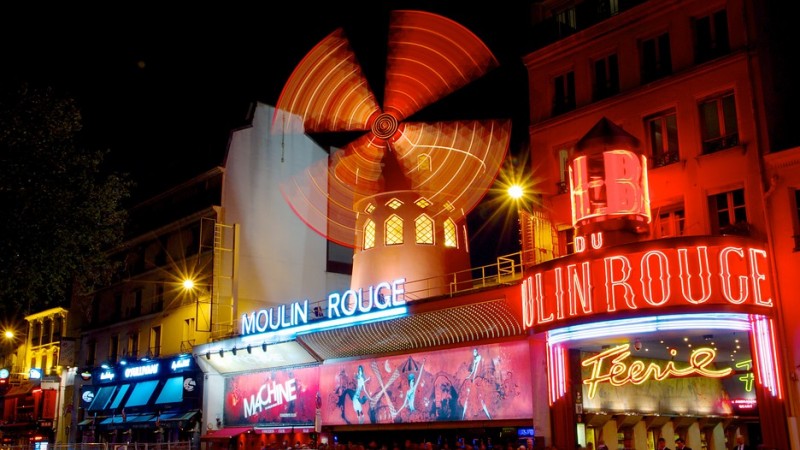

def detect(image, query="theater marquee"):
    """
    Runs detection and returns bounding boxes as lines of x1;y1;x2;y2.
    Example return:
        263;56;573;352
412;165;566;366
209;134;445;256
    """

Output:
521;235;773;331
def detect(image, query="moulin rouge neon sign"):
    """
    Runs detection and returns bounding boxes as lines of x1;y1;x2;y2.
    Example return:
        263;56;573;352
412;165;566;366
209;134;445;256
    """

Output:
581;343;732;398
521;235;773;331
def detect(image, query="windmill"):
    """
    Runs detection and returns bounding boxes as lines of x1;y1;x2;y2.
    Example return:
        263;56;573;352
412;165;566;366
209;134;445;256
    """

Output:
274;10;511;298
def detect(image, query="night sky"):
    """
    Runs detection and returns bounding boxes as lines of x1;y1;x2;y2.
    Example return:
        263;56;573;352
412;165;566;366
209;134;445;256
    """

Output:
3;3;533;261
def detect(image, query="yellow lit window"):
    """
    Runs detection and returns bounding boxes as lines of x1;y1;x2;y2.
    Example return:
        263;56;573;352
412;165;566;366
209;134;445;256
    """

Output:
385;215;404;245
443;201;455;212
418;154;432;172
444;218;457;248
415;215;434;244
364;220;376;249
387;198;403;210
415;197;431;208
365;203;376;214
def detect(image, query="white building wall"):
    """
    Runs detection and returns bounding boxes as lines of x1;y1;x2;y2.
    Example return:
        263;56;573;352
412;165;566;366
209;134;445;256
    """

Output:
222;103;351;310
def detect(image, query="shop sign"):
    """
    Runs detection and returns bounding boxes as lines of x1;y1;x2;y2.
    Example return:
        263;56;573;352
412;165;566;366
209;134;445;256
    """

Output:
241;278;406;336
522;235;772;330
170;357;192;371
123;362;159;379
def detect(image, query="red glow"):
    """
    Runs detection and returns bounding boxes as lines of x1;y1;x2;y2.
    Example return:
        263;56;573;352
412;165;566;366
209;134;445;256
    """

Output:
274;11;509;247
570;150;650;232
522;236;773;331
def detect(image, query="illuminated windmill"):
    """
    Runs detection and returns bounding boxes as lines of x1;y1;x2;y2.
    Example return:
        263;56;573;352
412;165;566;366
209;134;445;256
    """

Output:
275;10;511;298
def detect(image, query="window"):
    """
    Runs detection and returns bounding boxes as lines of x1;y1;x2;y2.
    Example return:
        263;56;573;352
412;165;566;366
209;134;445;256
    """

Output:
558;228;575;257
556;145;574;194
128;332;139;359
133;289;143;315
154;283;164;312
150;326;162;357
52;316;62;338
110;335;119;363
593;54;619;101
364;219;376;249
385;215;404;245
641;33;672;83
699;91;738;153
645;110;680;167
87;340;97;367
694;9;729;64
556;6;577;36
444;219;458;248
793;189;800;250
415;215;434;244
652;205;685;238
418;154;432;172
709;188;747;235
553;71;576;115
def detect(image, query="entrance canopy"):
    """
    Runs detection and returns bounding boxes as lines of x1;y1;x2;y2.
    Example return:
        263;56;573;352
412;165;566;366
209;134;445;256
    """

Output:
201;426;253;440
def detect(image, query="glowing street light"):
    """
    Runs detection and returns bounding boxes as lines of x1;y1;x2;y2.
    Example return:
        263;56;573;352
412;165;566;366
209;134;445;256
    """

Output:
4;330;13;340
182;279;195;290
507;184;524;200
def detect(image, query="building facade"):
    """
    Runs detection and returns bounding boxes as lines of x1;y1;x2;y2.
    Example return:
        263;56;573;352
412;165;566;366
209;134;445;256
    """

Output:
522;0;796;449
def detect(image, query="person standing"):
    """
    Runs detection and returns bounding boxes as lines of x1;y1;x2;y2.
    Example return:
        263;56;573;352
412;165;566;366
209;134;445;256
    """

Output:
675;438;692;450
733;436;751;450
657;438;671;450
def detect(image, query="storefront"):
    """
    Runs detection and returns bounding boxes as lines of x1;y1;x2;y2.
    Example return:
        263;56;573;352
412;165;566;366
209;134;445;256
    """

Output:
0;373;57;447
195;281;542;449
77;354;203;446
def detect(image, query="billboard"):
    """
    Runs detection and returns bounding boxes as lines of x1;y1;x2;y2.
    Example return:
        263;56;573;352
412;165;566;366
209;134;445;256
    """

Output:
320;340;533;425
224;365;320;426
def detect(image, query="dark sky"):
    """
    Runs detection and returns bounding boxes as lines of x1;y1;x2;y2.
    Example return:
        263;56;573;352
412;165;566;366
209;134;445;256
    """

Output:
3;3;531;202
3;3;532;265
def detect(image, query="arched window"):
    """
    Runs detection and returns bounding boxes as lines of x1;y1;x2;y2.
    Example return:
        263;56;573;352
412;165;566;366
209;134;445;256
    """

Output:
415;214;434;244
364;219;376;249
444;218;458;248
385;215;404;245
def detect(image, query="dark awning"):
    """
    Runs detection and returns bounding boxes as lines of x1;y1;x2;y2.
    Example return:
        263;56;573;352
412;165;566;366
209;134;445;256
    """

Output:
201;427;254;440
2;382;35;398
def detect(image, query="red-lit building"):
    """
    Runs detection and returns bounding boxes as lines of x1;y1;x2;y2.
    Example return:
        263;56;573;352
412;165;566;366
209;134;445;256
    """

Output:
522;0;796;449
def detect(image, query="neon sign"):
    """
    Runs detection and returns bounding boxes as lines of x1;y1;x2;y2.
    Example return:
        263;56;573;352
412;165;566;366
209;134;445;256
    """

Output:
581;343;732;399
736;359;754;392
124;362;159;379
521;237;773;331
241;278;406;336
570;149;650;231
171;357;192;371
99;371;115;381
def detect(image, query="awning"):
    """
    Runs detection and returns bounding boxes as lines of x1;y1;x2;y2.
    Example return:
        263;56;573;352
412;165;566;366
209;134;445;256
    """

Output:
159;410;200;422
2;383;35;398
201;427;254;440
255;426;315;434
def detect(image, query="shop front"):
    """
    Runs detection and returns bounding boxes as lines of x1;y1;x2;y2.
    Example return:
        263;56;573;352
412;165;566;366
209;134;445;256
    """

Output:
77;354;203;446
521;234;783;450
195;281;543;449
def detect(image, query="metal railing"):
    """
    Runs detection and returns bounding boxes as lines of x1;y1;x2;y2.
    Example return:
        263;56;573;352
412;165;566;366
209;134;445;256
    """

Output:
217;251;527;340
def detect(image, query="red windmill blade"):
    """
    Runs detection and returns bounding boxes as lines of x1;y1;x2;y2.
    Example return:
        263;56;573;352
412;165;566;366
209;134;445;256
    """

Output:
275;10;511;248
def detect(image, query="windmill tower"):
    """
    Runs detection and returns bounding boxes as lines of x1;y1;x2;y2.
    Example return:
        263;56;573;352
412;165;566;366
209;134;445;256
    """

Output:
275;10;511;299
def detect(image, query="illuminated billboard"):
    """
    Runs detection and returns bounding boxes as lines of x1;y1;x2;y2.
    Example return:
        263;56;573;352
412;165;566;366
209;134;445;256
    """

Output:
224;365;320;426
320;340;533;425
